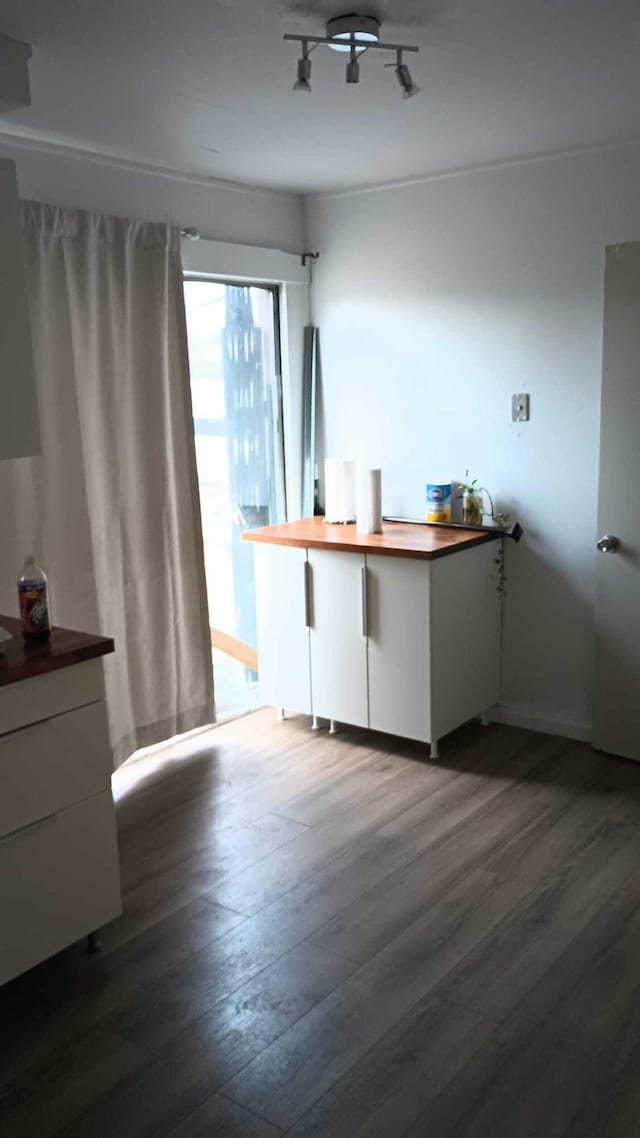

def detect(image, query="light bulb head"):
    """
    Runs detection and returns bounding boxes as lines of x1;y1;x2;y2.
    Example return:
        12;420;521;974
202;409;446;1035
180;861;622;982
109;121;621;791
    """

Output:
346;56;360;84
293;54;312;92
395;58;420;98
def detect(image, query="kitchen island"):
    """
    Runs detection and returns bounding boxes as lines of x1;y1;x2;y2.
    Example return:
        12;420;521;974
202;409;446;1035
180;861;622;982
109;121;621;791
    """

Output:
244;518;502;757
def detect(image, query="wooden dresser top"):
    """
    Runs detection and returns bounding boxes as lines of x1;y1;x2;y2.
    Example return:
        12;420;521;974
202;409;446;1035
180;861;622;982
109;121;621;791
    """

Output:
243;516;499;561
0;616;114;688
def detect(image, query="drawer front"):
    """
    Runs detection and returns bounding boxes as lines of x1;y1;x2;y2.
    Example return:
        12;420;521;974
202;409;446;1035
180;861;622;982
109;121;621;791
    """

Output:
0;659;106;738
0;700;112;838
0;790;122;985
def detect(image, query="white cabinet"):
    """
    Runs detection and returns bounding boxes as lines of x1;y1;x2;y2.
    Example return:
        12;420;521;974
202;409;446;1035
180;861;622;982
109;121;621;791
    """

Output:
255;542;311;715
0;157;40;459
366;554;431;743
308;549;368;728
253;532;501;754
0;654;121;986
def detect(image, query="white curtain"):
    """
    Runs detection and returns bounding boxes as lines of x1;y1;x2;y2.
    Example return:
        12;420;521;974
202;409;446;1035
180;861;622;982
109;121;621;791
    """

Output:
0;202;215;767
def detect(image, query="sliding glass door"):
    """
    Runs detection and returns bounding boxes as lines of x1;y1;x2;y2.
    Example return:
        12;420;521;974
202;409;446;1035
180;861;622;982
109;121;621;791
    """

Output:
184;278;286;718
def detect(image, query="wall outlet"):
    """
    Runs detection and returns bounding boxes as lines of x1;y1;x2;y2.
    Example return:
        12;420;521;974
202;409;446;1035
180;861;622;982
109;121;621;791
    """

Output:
512;393;530;422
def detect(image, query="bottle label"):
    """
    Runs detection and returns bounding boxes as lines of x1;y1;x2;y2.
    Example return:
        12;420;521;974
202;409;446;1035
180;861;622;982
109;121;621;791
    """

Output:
19;580;51;635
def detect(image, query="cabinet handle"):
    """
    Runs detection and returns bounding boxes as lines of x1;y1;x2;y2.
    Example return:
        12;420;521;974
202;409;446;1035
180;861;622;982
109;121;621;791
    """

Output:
361;566;368;638
0;812;57;846
304;560;311;628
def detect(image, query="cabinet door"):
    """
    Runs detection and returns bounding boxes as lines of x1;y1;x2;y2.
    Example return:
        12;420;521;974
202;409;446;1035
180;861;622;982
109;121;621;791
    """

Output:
366;554;431;743
254;543;311;714
308;549;368;727
0;158;40;459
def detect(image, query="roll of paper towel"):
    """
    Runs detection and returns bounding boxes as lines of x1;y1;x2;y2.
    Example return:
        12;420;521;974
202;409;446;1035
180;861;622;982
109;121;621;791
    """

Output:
356;468;382;534
324;458;356;523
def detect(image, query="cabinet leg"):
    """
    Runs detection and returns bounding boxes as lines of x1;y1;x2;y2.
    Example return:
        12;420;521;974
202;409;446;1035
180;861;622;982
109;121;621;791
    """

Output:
430;739;439;760
86;930;102;954
329;719;338;735
277;707;286;722
312;716;321;730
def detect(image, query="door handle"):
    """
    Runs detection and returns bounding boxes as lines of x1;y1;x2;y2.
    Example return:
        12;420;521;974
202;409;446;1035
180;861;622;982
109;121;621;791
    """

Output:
361;566;368;638
597;534;620;553
303;560;311;628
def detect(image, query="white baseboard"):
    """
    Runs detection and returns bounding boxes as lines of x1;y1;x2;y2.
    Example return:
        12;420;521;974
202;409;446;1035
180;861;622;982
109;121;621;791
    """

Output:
487;704;592;744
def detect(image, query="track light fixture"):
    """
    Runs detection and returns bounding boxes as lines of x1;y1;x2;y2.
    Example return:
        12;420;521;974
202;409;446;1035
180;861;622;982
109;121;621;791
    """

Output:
284;13;419;98
293;41;312;92
394;50;420;99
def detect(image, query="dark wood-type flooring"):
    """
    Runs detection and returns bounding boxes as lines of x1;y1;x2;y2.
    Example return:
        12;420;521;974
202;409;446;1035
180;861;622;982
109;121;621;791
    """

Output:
3;709;640;1137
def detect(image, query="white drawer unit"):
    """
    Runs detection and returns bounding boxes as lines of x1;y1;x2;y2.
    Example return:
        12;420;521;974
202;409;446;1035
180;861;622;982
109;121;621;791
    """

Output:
0;618;121;986
0;791;121;983
246;519;502;758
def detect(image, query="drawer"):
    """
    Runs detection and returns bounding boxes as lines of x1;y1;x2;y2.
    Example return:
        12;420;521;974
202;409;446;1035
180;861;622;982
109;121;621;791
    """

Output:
0;658;106;738
0;701;112;838
0;790;122;985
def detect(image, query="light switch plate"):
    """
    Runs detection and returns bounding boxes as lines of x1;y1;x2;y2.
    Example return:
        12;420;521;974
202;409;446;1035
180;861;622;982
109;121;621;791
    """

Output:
512;393;530;422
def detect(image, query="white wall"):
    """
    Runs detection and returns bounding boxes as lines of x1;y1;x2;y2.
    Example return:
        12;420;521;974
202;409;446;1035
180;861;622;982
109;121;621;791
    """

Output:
0;137;304;252
306;145;640;738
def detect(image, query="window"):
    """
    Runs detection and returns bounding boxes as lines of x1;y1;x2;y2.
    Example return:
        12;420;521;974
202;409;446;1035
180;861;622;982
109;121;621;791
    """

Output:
184;278;286;718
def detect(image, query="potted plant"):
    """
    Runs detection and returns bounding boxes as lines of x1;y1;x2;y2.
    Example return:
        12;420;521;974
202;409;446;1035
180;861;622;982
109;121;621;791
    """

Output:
458;471;489;526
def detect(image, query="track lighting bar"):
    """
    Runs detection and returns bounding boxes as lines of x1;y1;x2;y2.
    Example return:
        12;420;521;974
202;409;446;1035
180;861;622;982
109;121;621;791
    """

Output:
283;33;419;53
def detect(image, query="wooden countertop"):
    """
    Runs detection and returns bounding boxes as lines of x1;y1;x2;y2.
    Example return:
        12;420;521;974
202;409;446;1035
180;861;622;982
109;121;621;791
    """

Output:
243;516;499;560
0;616;114;688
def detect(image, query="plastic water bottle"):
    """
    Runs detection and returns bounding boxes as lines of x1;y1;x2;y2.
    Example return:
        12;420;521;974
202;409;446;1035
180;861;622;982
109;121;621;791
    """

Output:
19;555;51;641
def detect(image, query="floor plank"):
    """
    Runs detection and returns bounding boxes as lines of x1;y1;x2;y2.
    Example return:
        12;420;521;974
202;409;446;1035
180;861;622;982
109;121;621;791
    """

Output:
165;1093;282;1137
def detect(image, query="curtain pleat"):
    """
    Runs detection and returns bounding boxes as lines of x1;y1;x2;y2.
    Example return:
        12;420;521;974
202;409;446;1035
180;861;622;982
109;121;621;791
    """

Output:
0;201;215;767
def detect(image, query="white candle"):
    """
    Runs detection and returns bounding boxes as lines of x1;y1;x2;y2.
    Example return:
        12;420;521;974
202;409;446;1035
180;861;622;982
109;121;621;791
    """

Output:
356;468;382;534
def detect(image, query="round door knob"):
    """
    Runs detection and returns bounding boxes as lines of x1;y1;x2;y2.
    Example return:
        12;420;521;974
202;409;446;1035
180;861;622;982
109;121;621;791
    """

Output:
597;534;620;553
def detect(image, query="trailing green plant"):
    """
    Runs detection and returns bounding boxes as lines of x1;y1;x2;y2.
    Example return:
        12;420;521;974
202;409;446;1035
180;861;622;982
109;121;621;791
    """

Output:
458;471;510;597
492;511;510;600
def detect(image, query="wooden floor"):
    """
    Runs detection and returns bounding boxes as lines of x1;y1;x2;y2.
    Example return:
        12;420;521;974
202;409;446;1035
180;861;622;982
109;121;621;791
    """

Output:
3;710;640;1137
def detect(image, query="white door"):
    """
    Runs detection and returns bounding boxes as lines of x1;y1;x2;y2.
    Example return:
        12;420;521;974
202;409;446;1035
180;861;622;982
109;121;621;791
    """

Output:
308;549;368;727
366;554;431;743
254;543;311;714
594;243;640;760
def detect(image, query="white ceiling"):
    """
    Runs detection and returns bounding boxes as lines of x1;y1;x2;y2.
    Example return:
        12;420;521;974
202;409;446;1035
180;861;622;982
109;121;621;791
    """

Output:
0;0;639;194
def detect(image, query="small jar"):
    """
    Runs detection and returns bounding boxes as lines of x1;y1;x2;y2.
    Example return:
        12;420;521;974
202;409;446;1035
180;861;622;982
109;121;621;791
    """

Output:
462;490;484;527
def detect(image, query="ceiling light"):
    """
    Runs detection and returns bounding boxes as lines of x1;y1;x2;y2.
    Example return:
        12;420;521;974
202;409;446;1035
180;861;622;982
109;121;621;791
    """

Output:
326;14;379;54
345;44;360;84
292;40;312;92
293;57;312;92
395;51;420;99
284;14;419;98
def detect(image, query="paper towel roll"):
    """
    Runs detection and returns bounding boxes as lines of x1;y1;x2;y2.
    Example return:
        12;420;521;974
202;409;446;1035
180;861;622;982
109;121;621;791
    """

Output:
356;468;382;534
324;458;356;523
